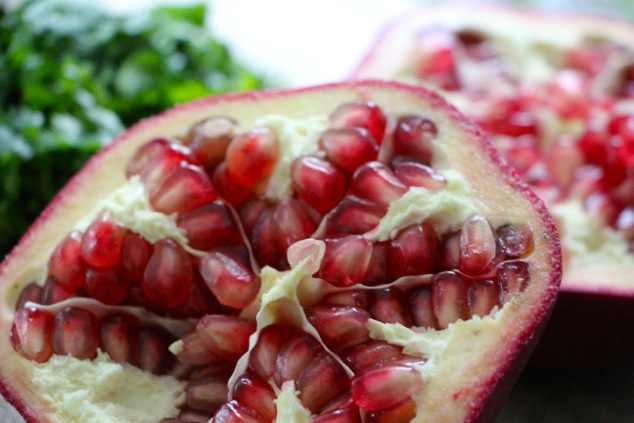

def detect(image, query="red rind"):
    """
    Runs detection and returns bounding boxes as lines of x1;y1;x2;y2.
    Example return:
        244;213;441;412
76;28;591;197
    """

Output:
0;81;561;422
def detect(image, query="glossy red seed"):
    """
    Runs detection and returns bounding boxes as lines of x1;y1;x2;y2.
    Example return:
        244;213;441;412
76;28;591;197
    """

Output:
364;241;390;286
40;277;78;305
137;327;174;374
200;251;260;309
409;286;437;329
392;115;437;164
225;127;279;187
349;162;407;208
321;290;369;309
350;359;423;411
306;305;371;350
48;231;86;290
81;211;128;269
142;239;193;308
232;371;277;421
15;283;43;310
459;215;497;276
127;138;177;177
272;198;318;253
248;324;297;380
498;261;530;304
389;223;437;279
176;330;220;366
249;205;282;268
182;274;221;318
415;28;460;90
52;307;100;360
85;267;129;305
187;370;231;413
10;306;54;363
468;280;499;317
100;313;137;364
311;408;361;423
177;201;242;251
213;400;265;423
438;231;461;270
139;144;193;191
120;232;153;284
325;196;385;235
318;235;373;287
320;128;379;173
364;397;416;423
497;224;533;258
297;350;349;413
329;101;387;143
369;288;413;326
185;116;238;172
394;162;447;190
196;315;256;362
432;271;467;329
212;162;254;207
291;156;349;213
274;334;320;386
150;162;218;215
342;340;403;373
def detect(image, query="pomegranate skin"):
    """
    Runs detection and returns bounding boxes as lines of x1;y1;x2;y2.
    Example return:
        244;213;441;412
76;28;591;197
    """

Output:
0;81;561;423
352;5;634;368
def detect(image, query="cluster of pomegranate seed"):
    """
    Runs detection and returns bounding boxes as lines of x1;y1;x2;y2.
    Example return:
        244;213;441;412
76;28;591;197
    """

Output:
409;25;634;246
10;100;535;422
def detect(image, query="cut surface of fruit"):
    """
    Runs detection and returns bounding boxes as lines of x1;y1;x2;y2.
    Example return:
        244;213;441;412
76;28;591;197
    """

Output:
352;5;634;300
0;81;560;423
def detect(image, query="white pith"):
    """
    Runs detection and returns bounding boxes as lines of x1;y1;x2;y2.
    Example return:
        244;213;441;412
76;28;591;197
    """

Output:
0;83;559;423
352;5;634;295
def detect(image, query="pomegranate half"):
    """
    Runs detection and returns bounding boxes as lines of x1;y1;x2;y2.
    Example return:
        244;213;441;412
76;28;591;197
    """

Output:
0;81;560;422
352;5;634;365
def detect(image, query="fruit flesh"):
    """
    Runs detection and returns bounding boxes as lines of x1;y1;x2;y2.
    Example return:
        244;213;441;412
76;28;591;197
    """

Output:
0;82;560;422
352;5;634;298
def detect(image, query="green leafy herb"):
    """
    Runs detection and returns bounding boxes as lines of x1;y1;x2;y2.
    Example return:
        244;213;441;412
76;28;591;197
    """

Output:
0;0;266;258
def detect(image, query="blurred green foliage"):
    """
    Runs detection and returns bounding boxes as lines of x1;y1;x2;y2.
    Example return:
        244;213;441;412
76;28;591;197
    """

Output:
0;0;266;258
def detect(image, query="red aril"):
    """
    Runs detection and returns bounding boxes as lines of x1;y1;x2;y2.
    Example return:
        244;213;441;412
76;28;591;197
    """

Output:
0;81;559;422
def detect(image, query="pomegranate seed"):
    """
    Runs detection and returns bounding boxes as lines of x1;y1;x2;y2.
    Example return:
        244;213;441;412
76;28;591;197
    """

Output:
240;198;270;234
364;241;390;286
248;324;297;380
232;371;277;421
325;196;385;235
503;138;541;174
321;290;369;309
459;215;497;276
212;162;255;206
350;358;424;411
497;224;533;258
52;307;100;360
546;137;585;188
15;283;43;310
291;156;349;213
468;280;499;317
177;201;242;251
213;400;265;423
320;128;379;173
271;198;318;252
196;315;255;362
48;231;86;291
319;392;358;415
138;143;193;191
364;397;416;423
481;99;538;138
182;274;221;318
85;267;129;305
318;235;373;287
349;162;407;208
342;340;403;373
40;277;78;305
142;239;193;308
432;271;467;329
184;116;238;172
415;28;460;90
100;313;137;364
392;115;437;164
438;231;461;270
200;251;260;309
312;408;361;423
369;288;413;326
394;162;447;190
297;350;349;413
176;330;220;365
10;306;53;363
127;138;180;177
225;127;279;187
329;101;387;143
137;327;174;374
149;162;218;215
120;232;153;284
249;205;283;268
498;261;530;303
274;333;320;386
409;287;437;329
389;223;437;279
81;211;127;269
186;370;231;413
306;305;371;350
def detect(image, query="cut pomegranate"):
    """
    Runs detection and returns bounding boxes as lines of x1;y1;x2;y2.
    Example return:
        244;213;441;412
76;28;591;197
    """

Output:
352;5;634;366
0;81;560;422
